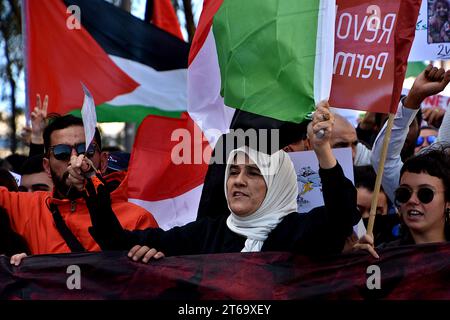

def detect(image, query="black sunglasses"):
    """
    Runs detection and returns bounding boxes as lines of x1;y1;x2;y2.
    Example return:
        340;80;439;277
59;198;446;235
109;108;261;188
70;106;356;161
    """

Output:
49;142;98;161
394;186;437;206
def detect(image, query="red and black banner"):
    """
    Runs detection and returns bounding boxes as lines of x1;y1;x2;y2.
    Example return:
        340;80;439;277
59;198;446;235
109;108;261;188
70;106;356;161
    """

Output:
1;242;450;300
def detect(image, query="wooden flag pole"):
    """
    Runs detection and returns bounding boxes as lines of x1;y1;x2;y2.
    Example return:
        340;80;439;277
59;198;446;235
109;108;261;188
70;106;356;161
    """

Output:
366;112;395;236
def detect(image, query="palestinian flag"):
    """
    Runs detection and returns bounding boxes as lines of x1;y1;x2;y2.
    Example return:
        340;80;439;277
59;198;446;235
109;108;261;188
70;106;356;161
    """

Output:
128;113;211;229
188;0;336;148
24;0;189;123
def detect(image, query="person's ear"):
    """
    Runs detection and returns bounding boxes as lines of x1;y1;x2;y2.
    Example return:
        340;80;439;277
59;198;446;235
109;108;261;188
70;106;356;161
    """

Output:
99;151;109;175
43;157;51;177
304;138;311;151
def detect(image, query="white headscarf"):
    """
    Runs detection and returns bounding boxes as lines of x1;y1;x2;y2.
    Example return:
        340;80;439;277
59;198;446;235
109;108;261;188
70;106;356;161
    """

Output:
225;146;298;252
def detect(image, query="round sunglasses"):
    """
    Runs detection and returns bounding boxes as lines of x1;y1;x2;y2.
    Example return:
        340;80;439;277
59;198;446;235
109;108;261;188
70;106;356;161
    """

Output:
49;142;98;161
394;186;441;206
416;135;437;147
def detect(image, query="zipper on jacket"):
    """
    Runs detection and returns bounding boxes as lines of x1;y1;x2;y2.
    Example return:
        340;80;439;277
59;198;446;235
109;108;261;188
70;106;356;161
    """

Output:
71;200;76;212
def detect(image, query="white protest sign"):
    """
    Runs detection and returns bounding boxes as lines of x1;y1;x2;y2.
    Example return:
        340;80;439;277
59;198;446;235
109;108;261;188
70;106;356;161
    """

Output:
288;147;354;213
9;171;21;187
289;147;365;236
80;83;97;149
409;0;450;61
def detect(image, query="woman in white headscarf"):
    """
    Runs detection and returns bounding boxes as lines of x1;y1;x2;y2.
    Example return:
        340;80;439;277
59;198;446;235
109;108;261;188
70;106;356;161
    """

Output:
224;146;298;252
87;102;360;262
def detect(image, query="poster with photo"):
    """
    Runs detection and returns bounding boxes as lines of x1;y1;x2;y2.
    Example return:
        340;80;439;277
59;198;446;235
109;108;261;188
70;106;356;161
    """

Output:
409;0;450;60
288;148;354;214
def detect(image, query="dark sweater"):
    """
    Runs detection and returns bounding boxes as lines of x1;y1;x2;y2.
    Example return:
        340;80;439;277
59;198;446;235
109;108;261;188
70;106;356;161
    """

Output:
0;207;29;256
90;163;360;256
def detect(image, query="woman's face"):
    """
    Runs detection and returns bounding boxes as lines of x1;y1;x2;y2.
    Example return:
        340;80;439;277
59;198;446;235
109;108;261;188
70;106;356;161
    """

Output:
226;154;267;217
357;187;388;219
397;171;448;239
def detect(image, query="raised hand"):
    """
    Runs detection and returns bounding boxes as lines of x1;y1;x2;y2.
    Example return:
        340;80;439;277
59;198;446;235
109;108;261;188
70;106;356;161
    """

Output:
405;65;450;109
30;94;48;144
422;107;445;127
67;154;97;191
307;100;337;169
19;126;32;145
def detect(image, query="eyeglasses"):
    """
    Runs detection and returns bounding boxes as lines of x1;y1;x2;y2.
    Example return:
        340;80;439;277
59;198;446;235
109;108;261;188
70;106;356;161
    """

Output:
394;186;442;206
416;135;437;147
49;142;98;161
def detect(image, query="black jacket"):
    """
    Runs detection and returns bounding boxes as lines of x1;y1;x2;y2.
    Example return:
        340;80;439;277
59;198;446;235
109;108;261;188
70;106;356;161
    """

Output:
0;207;29;256
88;163;360;256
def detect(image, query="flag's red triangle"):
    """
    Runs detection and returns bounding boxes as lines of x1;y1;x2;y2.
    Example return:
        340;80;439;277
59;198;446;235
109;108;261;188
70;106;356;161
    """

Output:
25;0;138;115
128;112;211;201
188;0;223;65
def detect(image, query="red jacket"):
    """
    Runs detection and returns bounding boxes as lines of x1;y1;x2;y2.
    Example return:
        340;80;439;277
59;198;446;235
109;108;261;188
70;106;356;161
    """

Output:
0;171;158;254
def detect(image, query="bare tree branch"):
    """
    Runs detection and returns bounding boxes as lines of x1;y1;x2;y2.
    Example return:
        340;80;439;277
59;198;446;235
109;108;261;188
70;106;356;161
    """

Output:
181;0;195;43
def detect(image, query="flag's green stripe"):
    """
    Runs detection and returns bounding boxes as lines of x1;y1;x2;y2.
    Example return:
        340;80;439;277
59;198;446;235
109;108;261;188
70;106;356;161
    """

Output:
213;0;319;123
69;104;184;125
406;62;427;78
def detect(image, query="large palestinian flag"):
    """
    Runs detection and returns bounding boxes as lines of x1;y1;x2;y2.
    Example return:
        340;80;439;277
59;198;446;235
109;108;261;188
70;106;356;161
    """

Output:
24;0;189;123
24;0;211;230
188;0;336;148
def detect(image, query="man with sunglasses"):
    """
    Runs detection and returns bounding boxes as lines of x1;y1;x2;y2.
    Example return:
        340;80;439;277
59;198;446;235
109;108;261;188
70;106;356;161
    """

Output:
372;64;450;204
0;115;158;255
414;125;439;154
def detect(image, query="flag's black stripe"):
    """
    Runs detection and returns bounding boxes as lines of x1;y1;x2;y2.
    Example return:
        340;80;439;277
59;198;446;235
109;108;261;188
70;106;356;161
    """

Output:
230;109;309;148
63;0;189;71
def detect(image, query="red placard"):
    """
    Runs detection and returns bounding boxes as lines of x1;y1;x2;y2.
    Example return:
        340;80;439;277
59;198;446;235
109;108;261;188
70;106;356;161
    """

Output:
330;0;420;114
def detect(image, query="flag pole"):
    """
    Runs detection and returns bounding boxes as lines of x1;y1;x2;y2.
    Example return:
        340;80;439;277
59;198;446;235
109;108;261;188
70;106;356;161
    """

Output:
366;112;395;236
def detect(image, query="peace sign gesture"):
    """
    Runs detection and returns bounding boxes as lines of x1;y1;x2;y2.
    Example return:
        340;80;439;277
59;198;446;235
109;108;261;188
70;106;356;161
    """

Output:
30;94;48;144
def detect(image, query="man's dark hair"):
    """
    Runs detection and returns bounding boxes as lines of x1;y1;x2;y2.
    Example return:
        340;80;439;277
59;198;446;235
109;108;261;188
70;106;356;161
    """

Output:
43;115;102;155
5;154;28;175
354;165;378;191
419;125;439;132
0;168;18;191
20;154;45;175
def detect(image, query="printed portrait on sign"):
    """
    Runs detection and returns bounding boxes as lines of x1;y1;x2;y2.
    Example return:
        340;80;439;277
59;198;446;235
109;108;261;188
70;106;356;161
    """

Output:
428;0;450;43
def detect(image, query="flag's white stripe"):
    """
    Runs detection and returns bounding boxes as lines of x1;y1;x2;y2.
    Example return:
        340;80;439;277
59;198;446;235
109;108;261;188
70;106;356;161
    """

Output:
106;55;187;111
129;184;204;230
314;0;336;104
188;28;235;148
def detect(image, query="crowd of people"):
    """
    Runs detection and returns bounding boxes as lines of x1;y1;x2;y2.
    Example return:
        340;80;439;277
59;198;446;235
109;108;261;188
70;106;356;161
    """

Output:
0;65;449;283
